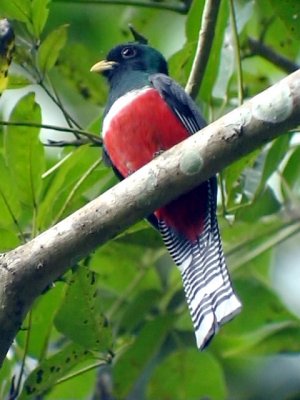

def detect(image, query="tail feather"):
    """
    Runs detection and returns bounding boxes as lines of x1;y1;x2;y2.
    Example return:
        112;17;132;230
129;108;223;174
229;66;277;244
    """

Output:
158;178;241;350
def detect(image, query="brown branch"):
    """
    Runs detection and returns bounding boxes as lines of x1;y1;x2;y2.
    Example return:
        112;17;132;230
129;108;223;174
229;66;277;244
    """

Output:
185;0;222;98
248;37;299;74
1;69;300;366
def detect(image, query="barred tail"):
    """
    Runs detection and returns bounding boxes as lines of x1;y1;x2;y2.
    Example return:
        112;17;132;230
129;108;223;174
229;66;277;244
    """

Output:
158;179;241;350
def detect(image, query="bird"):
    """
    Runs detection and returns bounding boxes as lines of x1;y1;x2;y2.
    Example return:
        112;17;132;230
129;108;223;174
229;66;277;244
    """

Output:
91;38;242;350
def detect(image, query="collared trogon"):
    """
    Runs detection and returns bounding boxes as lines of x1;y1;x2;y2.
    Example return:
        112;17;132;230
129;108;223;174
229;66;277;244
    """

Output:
91;41;241;350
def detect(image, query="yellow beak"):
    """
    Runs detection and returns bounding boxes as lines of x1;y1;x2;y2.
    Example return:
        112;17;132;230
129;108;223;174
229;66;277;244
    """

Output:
90;60;118;73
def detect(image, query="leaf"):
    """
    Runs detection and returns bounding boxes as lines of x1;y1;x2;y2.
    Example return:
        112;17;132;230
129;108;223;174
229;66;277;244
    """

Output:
90;240;161;296
31;0;50;38
4;92;44;208
118;289;161;332
17;283;65;360
223;149;260;209
269;0;300;40
236;186;281;222
56;42;108;104
0;0;31;24
213;0;255;99
37;146;106;229
115;225;163;248
0;228;19;251
0;155;21;228
214;279;300;356
148;350;227;400
281;146;300;198
38;25;68;75
19;343;93;399
7;74;32;89
0;354;14;399
256;134;291;196
185;0;205;41
55;265;112;352
113;315;176;398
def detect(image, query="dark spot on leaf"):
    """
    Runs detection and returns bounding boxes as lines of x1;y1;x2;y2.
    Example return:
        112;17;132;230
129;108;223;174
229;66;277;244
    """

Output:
83;319;88;324
56;366;61;372
50;366;55;373
65;357;71;363
36;369;44;384
25;385;36;394
79;84;90;99
90;272;96;285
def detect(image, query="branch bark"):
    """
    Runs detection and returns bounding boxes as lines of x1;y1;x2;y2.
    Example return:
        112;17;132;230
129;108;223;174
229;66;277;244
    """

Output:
185;0;221;98
1;70;300;366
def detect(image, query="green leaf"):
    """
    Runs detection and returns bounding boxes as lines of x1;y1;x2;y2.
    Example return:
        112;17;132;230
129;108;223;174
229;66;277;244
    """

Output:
17;283;65;360
0;228;19;251
0;0;31;23
31;0;50;38
213;0;255;99
223;149;260;209
37;146;106;229
90;240;161;296
1;0;50;38
269;0;300;40
185;0;205;41
115;225;163;248
113;315;175;398
7;74;32;89
0;354;14;399
38;25;68;75
55;265;112;351
4;92;44;208
19;343;93;399
214;279;300;356
56;42;108;104
118;289;161;332
236;186;281;222
256;134;290;196
148;350;227;400
0;155;21;228
281;146;300;198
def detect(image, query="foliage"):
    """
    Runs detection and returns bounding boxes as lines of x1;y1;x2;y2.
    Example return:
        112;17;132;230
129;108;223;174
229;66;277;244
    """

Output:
1;0;300;398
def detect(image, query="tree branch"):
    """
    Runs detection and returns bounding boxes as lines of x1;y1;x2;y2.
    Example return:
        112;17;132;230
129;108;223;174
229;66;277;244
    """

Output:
52;0;189;14
0;120;102;146
247;37;299;74
1;70;300;366
185;0;221;98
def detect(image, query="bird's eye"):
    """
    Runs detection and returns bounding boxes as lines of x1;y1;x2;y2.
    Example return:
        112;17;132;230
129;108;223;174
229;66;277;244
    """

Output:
121;47;137;59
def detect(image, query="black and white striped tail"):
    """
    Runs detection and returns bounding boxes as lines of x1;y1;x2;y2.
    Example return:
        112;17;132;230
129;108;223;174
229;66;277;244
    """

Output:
158;179;242;350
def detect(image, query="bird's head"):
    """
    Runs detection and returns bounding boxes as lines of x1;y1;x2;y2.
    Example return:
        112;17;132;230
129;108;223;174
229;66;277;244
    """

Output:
90;42;168;84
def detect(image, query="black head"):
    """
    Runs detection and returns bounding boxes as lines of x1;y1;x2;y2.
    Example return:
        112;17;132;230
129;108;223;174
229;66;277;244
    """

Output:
91;42;168;83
